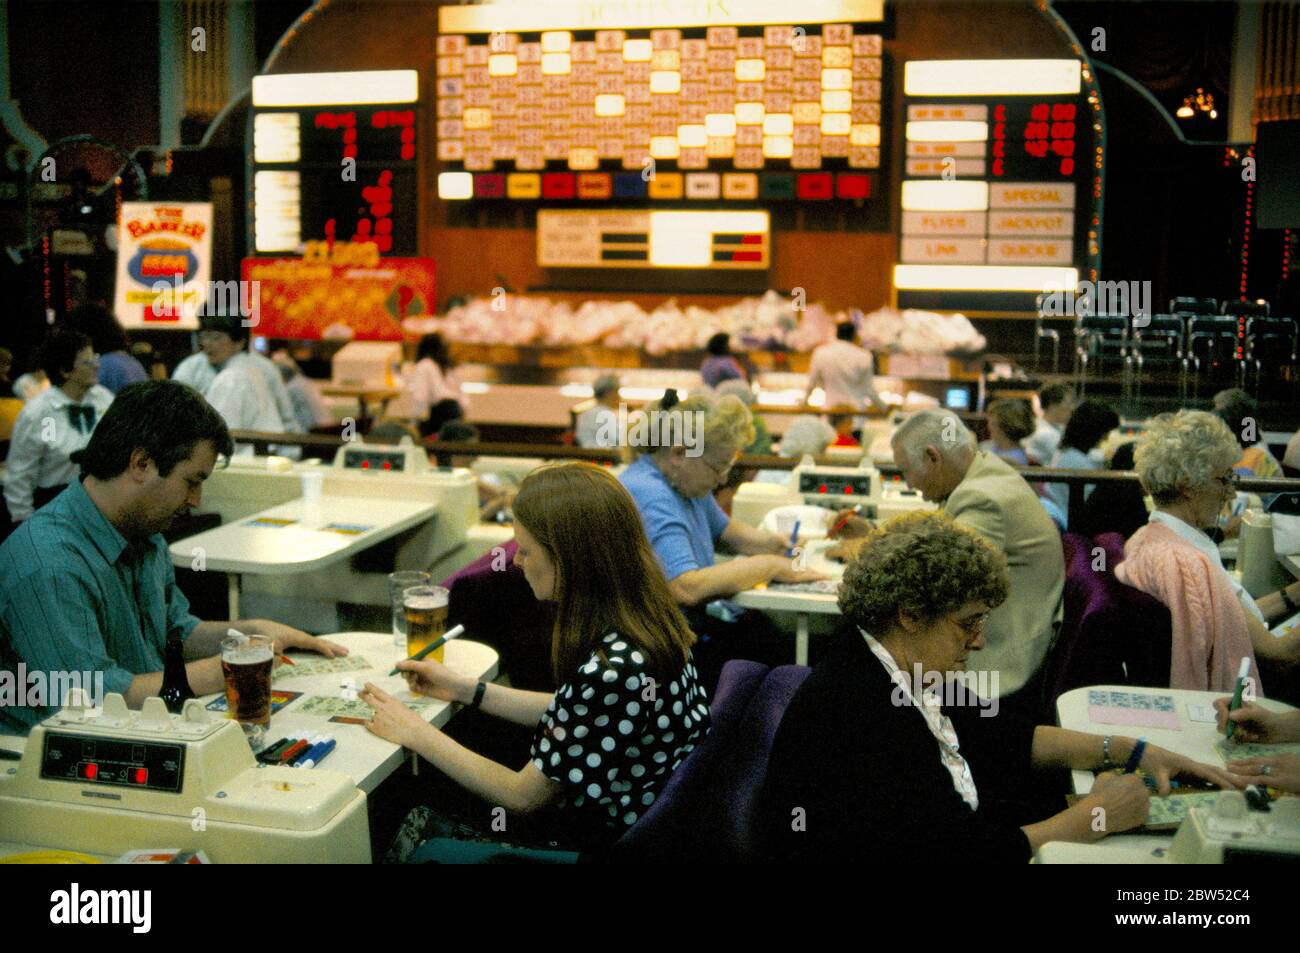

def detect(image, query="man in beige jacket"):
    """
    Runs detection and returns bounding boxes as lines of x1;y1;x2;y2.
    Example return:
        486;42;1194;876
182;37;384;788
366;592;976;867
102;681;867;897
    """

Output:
889;409;1064;704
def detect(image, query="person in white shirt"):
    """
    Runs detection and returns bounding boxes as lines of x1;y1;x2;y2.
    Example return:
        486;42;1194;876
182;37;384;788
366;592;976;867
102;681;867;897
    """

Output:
574;374;622;448
1023;382;1076;465
12;369;49;402
408;332;465;438
192;316;283;454
4;329;114;521
174;330;299;434
272;353;332;432
806;322;882;413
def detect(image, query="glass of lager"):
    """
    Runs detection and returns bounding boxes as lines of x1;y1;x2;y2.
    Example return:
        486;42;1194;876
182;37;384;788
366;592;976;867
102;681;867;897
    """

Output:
221;633;275;750
388;571;431;646
403;585;450;663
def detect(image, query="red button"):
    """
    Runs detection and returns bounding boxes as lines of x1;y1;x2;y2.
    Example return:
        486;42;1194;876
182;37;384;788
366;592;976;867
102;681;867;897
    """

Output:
133;768;148;785
83;763;98;780
383;461;392;470
361;460;370;469
819;484;827;493
541;172;576;199
844;486;854;494
796;172;834;200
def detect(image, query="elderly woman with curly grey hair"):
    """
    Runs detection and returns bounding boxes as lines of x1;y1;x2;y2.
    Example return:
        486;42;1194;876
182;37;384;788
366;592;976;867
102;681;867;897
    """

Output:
1115;410;1300;695
761;512;1239;863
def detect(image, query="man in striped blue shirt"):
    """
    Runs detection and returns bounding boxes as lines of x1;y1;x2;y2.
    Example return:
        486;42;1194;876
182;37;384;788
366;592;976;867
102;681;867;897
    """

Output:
0;380;344;733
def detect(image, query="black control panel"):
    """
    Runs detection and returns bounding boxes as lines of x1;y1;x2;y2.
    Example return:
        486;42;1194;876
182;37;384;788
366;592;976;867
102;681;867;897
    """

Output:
41;732;185;793
341;449;406;472
799;472;874;498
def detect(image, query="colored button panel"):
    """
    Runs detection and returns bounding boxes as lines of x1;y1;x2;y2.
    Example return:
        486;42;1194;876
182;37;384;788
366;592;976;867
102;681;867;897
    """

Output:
613;173;649;198
473;173;505;198
836;173;872;199
506;173;541;198
541;172;576;198
796;172;834;200
759;173;795;200
577;172;612;199
722;172;758;199
647;172;684;199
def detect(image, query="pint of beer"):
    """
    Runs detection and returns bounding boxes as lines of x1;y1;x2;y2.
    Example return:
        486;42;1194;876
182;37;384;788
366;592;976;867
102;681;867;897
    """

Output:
221;633;274;749
404;586;450;662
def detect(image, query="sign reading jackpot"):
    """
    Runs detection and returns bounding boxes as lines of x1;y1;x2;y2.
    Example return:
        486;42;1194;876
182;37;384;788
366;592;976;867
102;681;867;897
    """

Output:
894;59;1095;311
249;70;419;255
114;202;213;330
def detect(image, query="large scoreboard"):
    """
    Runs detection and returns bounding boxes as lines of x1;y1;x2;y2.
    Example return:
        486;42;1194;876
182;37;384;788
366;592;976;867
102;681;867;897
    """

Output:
249;70;420;255
433;0;887;207
894;59;1096;311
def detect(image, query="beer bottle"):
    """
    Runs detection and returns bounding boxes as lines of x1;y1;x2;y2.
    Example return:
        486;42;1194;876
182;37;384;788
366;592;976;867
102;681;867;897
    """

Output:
159;633;195;714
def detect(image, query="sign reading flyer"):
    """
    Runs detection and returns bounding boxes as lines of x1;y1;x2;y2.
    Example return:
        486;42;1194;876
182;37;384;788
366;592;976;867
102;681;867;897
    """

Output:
114;202;213;330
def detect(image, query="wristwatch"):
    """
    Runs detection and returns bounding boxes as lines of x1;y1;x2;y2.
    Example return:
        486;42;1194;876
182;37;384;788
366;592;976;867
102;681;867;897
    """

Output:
469;680;487;709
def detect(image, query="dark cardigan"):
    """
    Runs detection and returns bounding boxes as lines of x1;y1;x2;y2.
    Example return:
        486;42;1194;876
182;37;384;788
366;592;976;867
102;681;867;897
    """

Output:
760;629;1039;863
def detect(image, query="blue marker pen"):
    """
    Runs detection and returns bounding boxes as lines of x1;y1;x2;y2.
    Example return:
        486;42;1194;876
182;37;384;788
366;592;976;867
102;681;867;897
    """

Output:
300;738;337;769
292;734;329;768
788;520;801;557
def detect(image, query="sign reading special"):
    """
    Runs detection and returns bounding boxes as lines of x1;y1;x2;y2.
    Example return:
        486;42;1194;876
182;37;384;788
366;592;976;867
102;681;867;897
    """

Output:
241;243;435;341
114;203;213;329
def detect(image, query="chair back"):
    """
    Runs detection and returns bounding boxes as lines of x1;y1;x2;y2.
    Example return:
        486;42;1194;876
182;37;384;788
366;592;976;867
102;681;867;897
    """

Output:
606;659;773;862
1170;296;1218;316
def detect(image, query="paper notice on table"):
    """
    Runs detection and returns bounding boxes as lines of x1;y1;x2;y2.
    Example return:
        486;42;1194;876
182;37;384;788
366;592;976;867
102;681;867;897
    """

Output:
273;655;373;682
1087;690;1181;730
1186;703;1218;724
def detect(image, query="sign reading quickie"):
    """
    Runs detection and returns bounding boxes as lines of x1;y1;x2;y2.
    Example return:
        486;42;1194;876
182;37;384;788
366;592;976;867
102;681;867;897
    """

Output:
241;242;434;342
114;202;213;330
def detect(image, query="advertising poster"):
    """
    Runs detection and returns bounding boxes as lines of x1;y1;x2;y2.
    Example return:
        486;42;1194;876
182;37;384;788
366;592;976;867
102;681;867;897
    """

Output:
114;202;213;329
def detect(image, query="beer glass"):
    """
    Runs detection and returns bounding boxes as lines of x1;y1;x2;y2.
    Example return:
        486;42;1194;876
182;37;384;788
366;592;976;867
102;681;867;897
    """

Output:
388;571;431;646
403;585;450;663
221;633;275;750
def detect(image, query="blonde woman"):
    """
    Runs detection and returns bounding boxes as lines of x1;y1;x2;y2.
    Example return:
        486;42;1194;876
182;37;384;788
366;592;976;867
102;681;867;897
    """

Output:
618;390;827;687
362;463;710;859
1115;411;1300;694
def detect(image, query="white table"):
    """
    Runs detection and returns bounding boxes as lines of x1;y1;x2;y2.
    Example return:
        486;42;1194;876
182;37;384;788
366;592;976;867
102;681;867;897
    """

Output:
1283;552;1300;580
202;631;499;794
731;538;845;665
169;495;438;618
1041;685;1299;861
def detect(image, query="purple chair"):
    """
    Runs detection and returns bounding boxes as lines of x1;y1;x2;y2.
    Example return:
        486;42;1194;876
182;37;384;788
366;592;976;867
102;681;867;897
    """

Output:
1044;533;1172;712
606;661;809;863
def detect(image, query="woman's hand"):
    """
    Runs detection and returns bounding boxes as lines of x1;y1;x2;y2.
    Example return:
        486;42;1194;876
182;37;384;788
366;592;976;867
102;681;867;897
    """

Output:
1136;743;1244;794
1084;772;1150;836
395;658;474;703
1225;753;1300;794
359;682;433;749
762;554;830;585
1213;698;1300;744
244;620;348;658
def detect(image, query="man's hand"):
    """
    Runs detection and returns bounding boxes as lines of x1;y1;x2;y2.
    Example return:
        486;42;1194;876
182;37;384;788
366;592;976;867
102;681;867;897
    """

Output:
241;619;348;658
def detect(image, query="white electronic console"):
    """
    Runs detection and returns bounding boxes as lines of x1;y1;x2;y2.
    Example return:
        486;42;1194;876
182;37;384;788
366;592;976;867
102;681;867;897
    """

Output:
1168;790;1300;863
332;436;431;475
792;458;936;522
0;693;369;863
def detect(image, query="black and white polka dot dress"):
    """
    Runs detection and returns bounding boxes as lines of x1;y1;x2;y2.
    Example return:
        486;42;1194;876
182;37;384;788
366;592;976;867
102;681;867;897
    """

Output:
530;632;710;839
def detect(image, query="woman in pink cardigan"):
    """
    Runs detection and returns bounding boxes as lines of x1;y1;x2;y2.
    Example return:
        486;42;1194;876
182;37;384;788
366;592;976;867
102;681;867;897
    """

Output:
1115;410;1300;694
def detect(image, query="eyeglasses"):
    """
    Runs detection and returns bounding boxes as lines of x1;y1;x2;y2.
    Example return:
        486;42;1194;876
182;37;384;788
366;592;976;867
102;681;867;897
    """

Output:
1212;472;1240;492
950;612;990;637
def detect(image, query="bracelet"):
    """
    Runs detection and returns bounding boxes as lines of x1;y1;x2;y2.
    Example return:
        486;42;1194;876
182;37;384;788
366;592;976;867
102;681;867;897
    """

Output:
469;681;487;710
1101;735;1117;771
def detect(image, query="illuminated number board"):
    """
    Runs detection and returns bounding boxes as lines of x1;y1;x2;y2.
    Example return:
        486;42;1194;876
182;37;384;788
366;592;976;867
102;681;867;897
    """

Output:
249;71;420;255
434;2;886;203
894;60;1095;310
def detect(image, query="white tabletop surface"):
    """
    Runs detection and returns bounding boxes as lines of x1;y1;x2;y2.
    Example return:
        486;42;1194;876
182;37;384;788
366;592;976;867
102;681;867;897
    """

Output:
168;495;438;574
1056;684;1298;795
1284;552;1300;580
731;537;846;616
204;631;498;793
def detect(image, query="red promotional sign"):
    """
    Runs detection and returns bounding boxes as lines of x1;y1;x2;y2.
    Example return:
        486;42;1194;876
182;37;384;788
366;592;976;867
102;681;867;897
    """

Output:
240;256;435;341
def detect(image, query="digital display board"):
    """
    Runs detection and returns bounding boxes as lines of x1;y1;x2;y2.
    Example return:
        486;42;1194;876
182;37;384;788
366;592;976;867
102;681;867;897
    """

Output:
249;71;420;255
894;60;1094;309
434;18;885;201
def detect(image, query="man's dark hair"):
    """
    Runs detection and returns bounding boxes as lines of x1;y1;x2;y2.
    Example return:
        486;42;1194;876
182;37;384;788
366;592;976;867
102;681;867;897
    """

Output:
706;332;731;356
77;380;234;479
69;303;129;354
1060;399;1119;454
1039;382;1075;411
40;328;92;384
199;313;250;344
1212;388;1258;450
835;322;856;341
